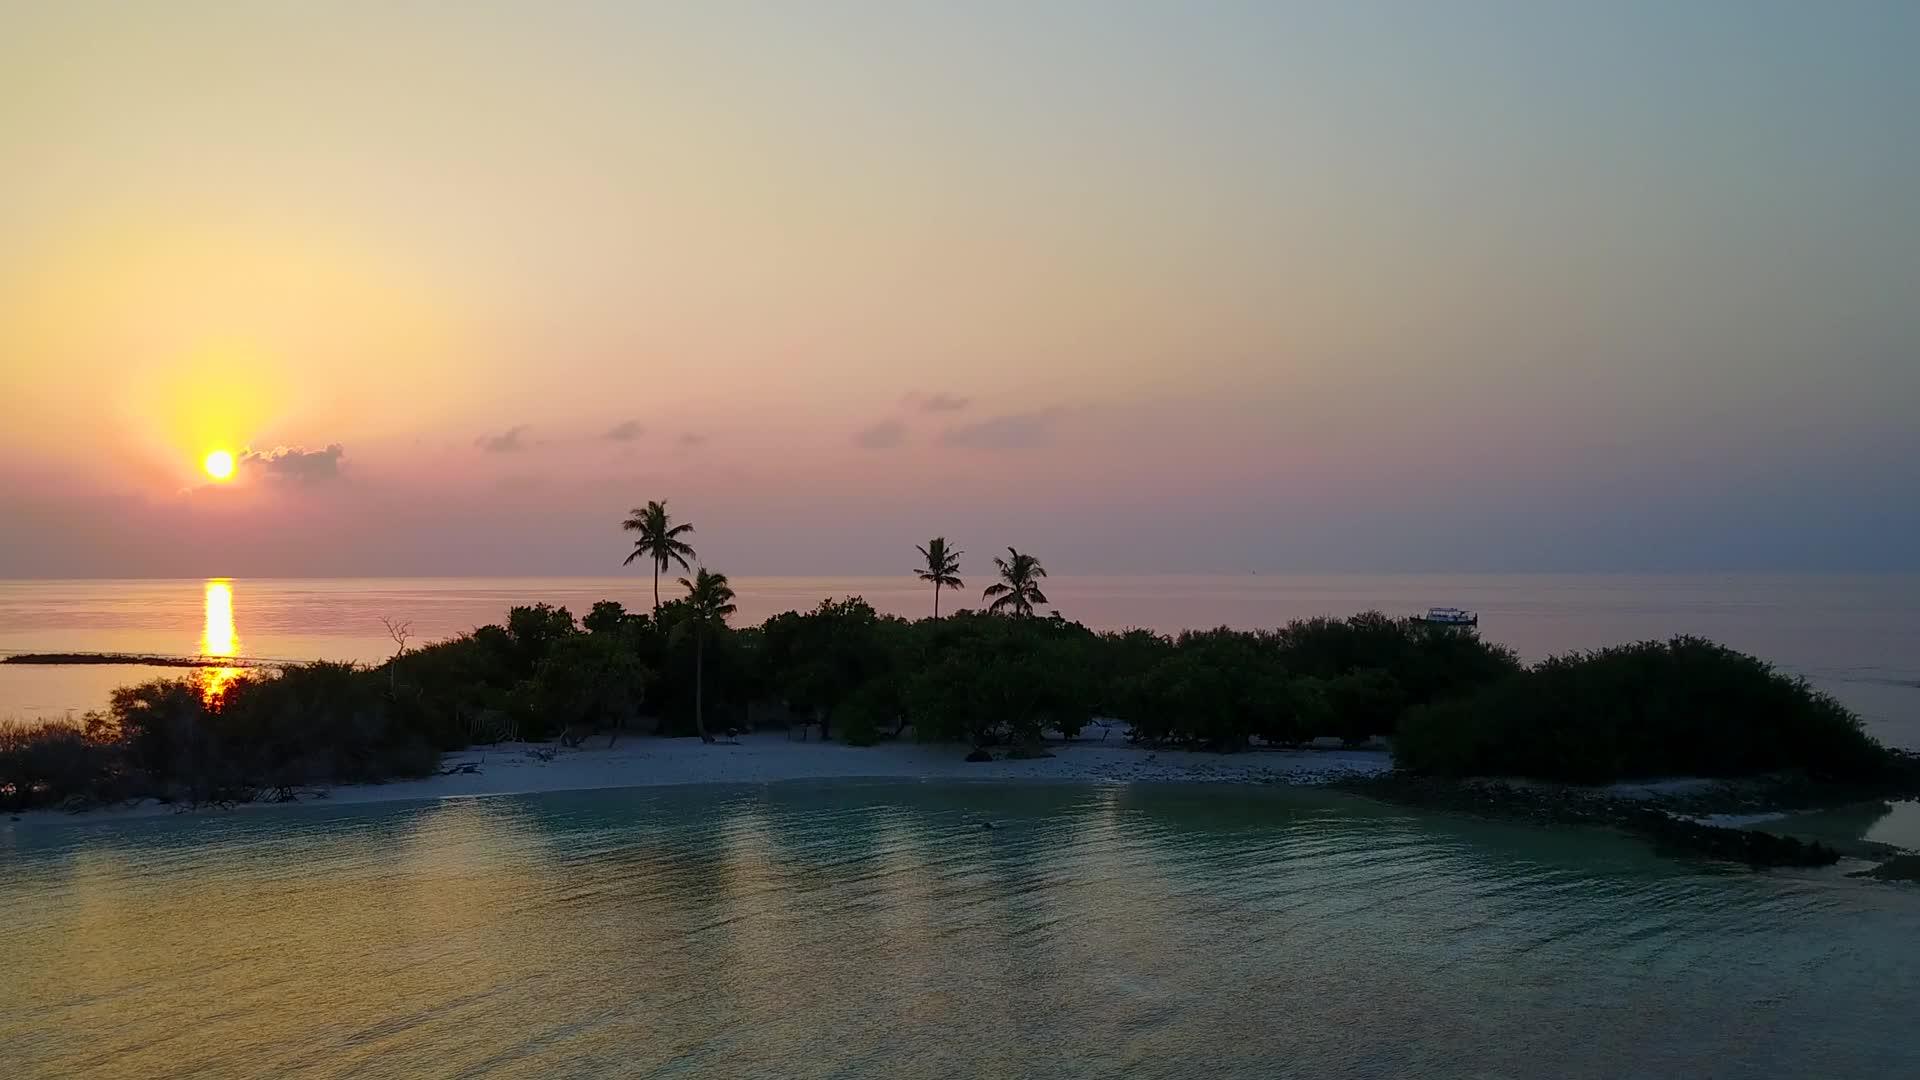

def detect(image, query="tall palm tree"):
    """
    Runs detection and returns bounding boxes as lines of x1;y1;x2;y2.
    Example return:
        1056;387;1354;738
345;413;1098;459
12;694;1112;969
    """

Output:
915;537;964;618
678;567;736;743
621;500;697;617
983;547;1049;617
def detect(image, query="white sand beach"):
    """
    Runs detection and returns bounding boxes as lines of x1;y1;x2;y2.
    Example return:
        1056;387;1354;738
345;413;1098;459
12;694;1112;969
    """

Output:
8;733;1392;826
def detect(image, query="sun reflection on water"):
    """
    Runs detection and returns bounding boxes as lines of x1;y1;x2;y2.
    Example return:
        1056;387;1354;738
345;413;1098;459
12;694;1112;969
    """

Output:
197;579;243;703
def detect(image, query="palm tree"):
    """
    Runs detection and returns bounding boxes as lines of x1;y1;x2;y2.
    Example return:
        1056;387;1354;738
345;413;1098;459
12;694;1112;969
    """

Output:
915;537;964;618
983;547;1049;617
678;567;736;743
621;500;697;617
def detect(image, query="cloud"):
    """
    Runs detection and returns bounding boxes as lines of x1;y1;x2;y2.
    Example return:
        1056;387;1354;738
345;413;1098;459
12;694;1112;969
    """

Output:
603;419;645;442
475;425;531;453
678;432;707;448
239;443;345;483
908;391;971;413
853;420;908;449
940;408;1067;450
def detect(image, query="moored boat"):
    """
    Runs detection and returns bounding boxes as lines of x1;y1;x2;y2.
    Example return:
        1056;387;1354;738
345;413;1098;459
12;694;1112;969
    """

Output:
1413;606;1479;627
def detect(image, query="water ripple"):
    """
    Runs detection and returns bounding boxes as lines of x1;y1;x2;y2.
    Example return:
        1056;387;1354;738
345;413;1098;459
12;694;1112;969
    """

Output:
6;782;1920;1079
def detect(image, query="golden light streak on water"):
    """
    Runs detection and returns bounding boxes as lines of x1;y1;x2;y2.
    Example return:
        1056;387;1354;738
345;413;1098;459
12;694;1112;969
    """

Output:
197;578;243;703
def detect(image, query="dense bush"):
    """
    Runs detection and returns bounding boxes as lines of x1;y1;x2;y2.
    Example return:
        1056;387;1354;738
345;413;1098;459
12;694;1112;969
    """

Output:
9;597;1882;810
833;680;896;746
0;720;111;811
759;598;907;740
1;602;649;808
1109;614;1520;749
898;612;1098;746
1394;636;1888;783
515;633;651;745
217;661;434;786
1117;629;1291;749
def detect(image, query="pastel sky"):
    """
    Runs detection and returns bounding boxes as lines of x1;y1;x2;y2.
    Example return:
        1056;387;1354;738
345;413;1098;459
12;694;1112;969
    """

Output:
3;1;1916;576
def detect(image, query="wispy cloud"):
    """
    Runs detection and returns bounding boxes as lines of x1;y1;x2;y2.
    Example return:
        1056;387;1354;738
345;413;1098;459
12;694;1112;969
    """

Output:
853;420;908;449
239;444;345;483
940;408;1067;450
603;419;645;442
908;391;971;414
474;425;531;453
678;432;707;448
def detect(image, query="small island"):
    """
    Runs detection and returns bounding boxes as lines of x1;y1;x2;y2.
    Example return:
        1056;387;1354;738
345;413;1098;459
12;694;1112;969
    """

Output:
5;514;1915;877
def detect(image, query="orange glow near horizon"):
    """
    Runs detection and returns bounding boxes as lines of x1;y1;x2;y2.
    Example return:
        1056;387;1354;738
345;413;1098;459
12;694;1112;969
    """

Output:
198;579;243;702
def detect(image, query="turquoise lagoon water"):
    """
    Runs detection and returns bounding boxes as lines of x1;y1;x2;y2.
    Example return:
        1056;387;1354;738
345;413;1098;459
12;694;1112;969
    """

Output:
5;782;1918;1079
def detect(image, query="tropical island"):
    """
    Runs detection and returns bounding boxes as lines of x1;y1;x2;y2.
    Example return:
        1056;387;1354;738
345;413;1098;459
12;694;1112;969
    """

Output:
4;502;1915;873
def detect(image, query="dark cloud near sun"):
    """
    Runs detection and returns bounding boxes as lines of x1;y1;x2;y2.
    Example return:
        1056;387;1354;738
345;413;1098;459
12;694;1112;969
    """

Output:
908;391;971;413
603;419;645;442
239;443;345;483
853;420;907;449
475;425;531;453
940;408;1067;449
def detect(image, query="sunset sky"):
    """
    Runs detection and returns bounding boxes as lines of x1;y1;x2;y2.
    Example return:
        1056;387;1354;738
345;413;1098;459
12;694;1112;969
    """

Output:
3;1;1916;576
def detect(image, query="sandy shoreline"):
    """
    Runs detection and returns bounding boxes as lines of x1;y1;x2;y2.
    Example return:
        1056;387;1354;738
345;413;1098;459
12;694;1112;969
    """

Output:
7;733;1393;827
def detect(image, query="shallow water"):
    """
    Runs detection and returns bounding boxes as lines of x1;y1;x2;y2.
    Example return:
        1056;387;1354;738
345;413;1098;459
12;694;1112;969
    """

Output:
1770;798;1920;852
5;575;1918;747
5;782;1918;1079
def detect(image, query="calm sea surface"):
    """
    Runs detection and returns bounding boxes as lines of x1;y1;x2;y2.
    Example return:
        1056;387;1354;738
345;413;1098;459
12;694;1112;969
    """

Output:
4;782;1918;1079
3;575;1917;745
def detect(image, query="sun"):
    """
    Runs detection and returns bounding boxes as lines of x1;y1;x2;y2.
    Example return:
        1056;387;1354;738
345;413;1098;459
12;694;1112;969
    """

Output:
203;449;236;481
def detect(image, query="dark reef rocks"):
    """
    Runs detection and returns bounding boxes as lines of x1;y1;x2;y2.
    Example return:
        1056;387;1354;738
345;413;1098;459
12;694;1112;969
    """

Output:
1851;854;1920;882
1334;773;1842;869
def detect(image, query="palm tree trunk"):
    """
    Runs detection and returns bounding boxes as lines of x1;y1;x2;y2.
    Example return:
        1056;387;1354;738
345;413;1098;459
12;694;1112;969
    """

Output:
652;562;661;619
695;633;710;742
933;582;940;619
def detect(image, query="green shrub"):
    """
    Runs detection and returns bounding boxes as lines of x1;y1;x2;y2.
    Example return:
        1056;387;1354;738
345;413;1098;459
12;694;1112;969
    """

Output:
1323;668;1404;743
901;612;1098;746
834;680;895;746
1394;637;1888;782
514;634;650;742
0;721;110;810
1105;617;1509;748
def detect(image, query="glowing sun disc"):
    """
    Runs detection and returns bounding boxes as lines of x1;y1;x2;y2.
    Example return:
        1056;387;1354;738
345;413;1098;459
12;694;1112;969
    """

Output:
203;449;236;481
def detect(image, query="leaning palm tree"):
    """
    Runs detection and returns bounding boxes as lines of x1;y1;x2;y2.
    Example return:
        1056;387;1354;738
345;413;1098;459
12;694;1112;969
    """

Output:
915;537;964;618
983;547;1048;617
621;500;697;617
678;567;737;743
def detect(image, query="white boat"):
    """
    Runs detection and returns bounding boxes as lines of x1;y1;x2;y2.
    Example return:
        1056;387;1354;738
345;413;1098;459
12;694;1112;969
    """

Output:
1413;606;1478;627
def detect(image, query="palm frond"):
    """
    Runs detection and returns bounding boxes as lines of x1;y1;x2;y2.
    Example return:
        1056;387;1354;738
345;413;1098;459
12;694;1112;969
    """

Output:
620;499;699;574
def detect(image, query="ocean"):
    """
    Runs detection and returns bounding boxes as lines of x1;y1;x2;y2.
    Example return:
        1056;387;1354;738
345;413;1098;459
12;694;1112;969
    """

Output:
5;782;1918;1079
3;575;1917;746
